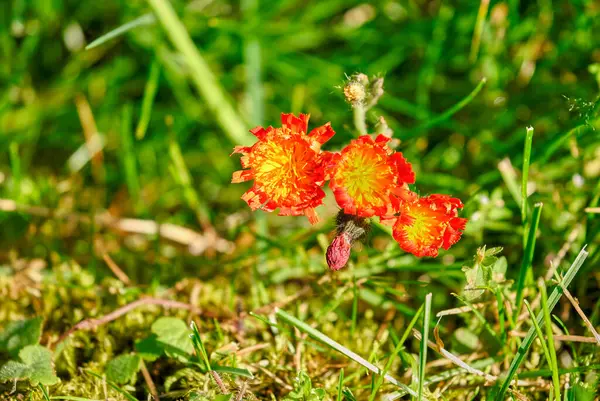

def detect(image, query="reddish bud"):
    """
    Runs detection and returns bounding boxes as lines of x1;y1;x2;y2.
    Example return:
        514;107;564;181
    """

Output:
326;233;352;271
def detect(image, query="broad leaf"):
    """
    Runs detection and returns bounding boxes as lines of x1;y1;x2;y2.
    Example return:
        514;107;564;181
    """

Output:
0;345;59;386
0;317;43;357
152;317;194;355
105;354;141;384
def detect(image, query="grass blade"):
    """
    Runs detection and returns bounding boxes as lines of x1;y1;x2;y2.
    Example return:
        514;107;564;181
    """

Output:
51;397;102;401
514;202;543;320
135;59;161;140
417;293;432;401
168;138;211;228
337;368;344;401
369;304;424;401
523;300;552;365
146;0;252;145
38;384;51;401
495;247;589;401
275;308;418;397
120;104;140;203
521;126;534;225
540;280;561;401
212;364;253;379
469;0;490;63
86;14;156;50
351;276;359;338
85;370;139;401
189;321;211;371
517;364;600;379
401;78;486;139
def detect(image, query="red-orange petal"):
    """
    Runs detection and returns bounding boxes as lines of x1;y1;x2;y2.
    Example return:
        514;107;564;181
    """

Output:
309;122;335;145
281;113;309;134
231;113;334;224
392;194;467;257
328;135;415;218
232;170;254;183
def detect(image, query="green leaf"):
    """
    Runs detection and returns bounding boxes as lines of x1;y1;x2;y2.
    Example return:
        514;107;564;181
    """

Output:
21;345;60;386
105;354;141;385
0;361;31;381
462;246;506;301
0;345;59;386
134;335;163;362
0;317;43;357
151;317;194;356
214;395;233;401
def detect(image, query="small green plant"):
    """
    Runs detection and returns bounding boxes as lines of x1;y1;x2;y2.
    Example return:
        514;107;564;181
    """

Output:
461;246;507;301
282;371;326;401
0;345;59;386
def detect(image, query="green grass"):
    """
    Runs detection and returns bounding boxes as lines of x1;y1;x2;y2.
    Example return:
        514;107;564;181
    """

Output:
1;0;600;400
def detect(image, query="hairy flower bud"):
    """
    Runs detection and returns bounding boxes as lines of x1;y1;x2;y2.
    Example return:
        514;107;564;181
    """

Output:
343;81;366;105
326;233;352;271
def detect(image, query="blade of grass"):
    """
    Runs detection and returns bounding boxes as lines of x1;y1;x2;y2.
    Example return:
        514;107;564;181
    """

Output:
168;138;211;229
51;397;102;401
275;308;418;397
189;321;211;371
400;78;486;139
469;0;489;63
189;321;229;393
523;300;552;366
120;104;140;204
495;247;588;401
416;5;453;115
146;0;252;145
498;157;522;207
386;358;499;401
540;280;561;401
337;368;344;401
351;276;358;338
86;14;155;50
38;384;51;401
9;142;21;199
514;202;543;320
417;293;432;401
369;304;424;401
85;370;139;401
212;365;253;379
517;364;600;379
135;58;161;140
521;126;534;225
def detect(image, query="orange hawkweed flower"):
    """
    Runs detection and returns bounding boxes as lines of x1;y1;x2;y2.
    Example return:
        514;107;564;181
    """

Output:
390;194;467;257
231;113;335;224
328;134;415;217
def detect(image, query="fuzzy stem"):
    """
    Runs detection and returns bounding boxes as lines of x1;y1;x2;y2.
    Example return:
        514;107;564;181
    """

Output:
353;103;368;135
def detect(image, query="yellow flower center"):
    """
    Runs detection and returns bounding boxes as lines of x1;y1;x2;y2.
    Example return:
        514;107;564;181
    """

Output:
252;130;319;206
335;144;394;208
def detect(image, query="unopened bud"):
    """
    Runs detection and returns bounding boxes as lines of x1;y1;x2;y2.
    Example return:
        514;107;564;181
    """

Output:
366;77;384;108
326;233;352;271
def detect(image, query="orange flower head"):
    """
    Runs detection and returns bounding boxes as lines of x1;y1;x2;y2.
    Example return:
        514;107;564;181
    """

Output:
231;113;335;224
390;194;467;257
328;134;415;217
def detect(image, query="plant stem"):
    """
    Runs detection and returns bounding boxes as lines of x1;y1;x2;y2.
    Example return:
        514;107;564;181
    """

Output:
353;103;368;135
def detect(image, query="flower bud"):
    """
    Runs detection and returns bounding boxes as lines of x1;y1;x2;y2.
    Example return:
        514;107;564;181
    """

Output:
343;81;366;105
326;233;352;271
